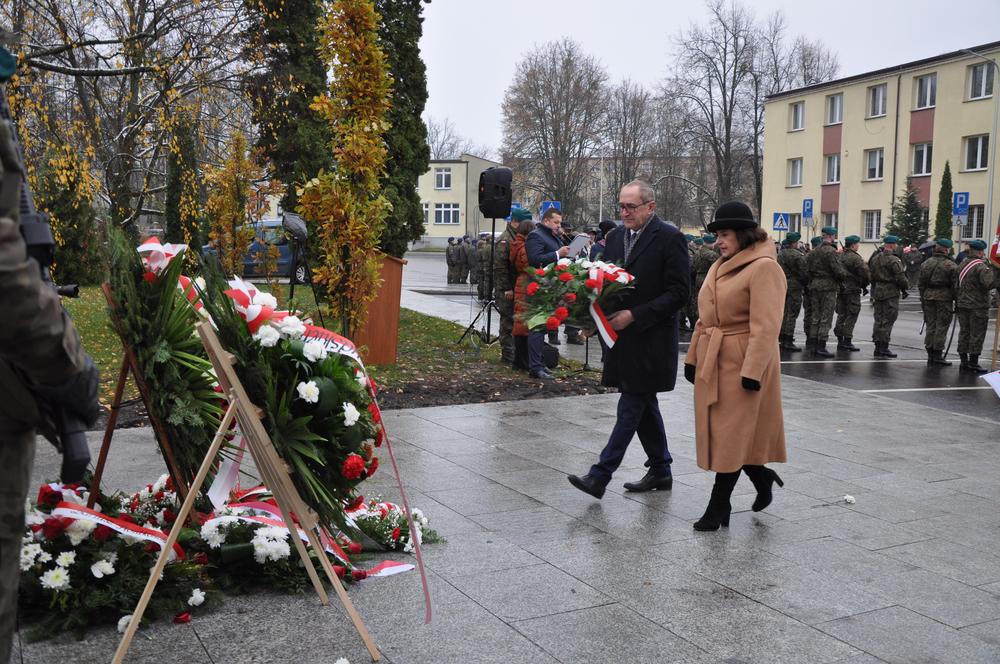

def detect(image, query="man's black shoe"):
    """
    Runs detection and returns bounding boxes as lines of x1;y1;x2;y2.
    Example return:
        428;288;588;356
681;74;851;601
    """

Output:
567;474;606;499
529;369;554;380
623;472;673;492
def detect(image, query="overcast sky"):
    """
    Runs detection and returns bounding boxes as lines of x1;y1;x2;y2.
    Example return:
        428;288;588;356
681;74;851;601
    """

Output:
419;0;1000;153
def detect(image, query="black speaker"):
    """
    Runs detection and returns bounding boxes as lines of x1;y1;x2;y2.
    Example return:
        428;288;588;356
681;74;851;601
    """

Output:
478;167;513;218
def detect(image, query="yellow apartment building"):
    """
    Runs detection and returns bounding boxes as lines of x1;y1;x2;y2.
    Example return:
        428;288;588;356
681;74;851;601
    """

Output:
762;41;1000;256
415;153;502;248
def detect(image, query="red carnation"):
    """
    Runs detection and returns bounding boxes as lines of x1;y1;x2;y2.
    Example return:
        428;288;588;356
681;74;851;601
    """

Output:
173;612;191;624
163;509;177;524
37;485;61;508
93;525;115;542
564;293;577;303
155;491;165;501
526;282;540;296
333;565;346;578
554;307;569;321
348;541;363;555
375;429;384;447
554;263;567;272
41;517;73;540
142;271;156;282
351;569;368;581
367;457;379;477
368;402;381;423
558;272;573;282
165;476;175;492
535;268;546;276
546;316;561;331
584;278;600;289
341;454;366;480
391;527;401;541
347;494;365;511
193;552;209;565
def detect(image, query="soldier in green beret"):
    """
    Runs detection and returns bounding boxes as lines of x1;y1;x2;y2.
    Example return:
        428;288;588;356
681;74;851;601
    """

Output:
804;226;849;357
833;235;870;351
955;239;996;373
777;231;808;351
919;237;959;366
869;235;910;357
445;237;459;284
494;208;533;363
801;235;823;340
476;232;491;300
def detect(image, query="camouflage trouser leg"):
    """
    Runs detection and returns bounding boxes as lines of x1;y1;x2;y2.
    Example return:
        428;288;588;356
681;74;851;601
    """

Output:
446;265;456;283
833;291;861;339
872;296;900;343
469;267;478;284
781;289;803;338
957;308;989;355
457;265;469;284
496;295;515;361
802;291;812;337
923;300;953;351
809;290;838;344
0;429;35;664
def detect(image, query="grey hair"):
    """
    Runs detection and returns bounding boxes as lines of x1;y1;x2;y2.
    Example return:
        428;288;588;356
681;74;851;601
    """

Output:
623;179;655;203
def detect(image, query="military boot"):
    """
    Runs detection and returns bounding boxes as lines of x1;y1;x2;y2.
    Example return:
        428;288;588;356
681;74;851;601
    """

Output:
813;341;834;358
836;336;853;351
843;337;860;352
928;350;952;366
959;353;970;371
967;355;989;374
804;337;816;353
780;335;802;352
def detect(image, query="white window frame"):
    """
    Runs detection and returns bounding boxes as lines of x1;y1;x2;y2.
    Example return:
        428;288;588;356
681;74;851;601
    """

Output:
862;210;882;240
960;205;985;239
824;212;839;231
422;202;429;225
825;154;840;184
788;213;802;234
789;101;804;131
968;62;995;100
865;148;884;181
915;73;937;109
434;167;452;190
867;84;887;118
912;142;933;176
434;202;460;225
965;134;989;171
787;158;803;187
826;93;843;125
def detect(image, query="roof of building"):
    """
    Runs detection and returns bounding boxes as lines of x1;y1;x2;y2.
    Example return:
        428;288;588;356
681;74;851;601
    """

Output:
766;40;1000;102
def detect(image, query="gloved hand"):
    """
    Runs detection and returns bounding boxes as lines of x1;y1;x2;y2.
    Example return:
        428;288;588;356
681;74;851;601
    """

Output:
684;363;696;384
741;376;761;391
900;290;909;299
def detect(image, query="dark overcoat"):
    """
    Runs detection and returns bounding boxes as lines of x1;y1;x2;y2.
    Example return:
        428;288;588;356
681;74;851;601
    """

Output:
600;215;690;393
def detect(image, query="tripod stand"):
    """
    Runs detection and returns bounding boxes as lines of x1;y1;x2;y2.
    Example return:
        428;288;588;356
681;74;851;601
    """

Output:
458;216;500;345
288;237;326;329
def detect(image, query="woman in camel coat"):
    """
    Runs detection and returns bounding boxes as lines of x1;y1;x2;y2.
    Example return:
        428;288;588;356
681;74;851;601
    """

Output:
684;201;787;531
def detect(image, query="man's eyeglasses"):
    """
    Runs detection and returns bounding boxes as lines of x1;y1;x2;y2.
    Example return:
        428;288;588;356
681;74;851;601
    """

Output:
618;200;653;212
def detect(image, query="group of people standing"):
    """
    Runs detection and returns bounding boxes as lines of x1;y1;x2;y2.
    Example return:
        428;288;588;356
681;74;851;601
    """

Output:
444;235;477;284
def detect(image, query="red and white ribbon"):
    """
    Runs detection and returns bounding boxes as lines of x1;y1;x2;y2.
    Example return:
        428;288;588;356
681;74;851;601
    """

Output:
137;237;187;276
223;277;290;333
365;560;414;577
51;502;185;561
207;433;245;511
302;325;363;366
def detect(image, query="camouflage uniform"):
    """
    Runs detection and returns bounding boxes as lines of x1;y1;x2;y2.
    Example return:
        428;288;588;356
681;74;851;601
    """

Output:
805;241;848;352
777;243;808;348
0;216;93;663
476;236;492;300
493;223;519;362
955;255;997;371
690;245;719;326
869;249;909;356
833;248;870;349
445;239;460;283
465;238;478;285
903;249;923;290
919;252;958;362
456;237;471;283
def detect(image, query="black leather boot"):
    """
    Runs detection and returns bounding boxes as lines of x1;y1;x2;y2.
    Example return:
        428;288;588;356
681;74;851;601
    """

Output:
959;353;969;371
813;341;834;358
836;336;852;351
693;471;740;531
742;465;784;512
880;342;897;358
843;337;860;351
567;474;606;499
968;355;989;374
785;336;802;352
873;342;887;358
623;471;673;492
929;350;952;366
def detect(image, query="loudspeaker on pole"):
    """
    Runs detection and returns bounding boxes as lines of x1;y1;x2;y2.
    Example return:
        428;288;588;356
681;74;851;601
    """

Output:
478;167;513;219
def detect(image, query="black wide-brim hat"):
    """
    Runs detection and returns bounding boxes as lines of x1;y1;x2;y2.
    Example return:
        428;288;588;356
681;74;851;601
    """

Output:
707;201;757;232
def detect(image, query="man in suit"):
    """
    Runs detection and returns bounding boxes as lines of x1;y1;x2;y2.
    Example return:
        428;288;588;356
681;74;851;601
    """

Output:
525;207;571;379
567;180;691;498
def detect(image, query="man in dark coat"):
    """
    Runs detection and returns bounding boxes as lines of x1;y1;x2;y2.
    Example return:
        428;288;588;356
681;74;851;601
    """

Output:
525;207;570;378
567;180;690;499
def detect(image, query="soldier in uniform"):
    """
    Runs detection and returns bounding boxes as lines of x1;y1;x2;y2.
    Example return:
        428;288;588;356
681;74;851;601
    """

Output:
802;235;823;340
869;235;910;358
494;208;532;364
456;235;471;284
445;236;458;284
476;232;491;300
777;231;808;351
690;234;719;329
833;235;870;351
805;227;848;357
903;243;923;290
465;235;478;286
955;239;996;373
919;237;959;366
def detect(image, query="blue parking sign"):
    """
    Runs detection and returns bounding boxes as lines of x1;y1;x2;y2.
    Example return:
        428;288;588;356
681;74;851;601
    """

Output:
953;192;969;216
803;198;813;219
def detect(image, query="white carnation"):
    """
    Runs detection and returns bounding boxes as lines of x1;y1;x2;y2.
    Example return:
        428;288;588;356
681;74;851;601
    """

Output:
279;315;306;339
254;324;281;348
342;402;361;427
40;566;71;591
56;551;76;568
302;339;328;362
91;559;116;578
188;588;206;606
297;380;320;403
556;257;571;266
117;614;133;634
66;519;96;546
251;291;278;309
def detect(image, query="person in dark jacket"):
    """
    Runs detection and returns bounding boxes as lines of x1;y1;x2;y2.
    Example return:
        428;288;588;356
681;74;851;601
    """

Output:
525;207;570;378
567;180;690;499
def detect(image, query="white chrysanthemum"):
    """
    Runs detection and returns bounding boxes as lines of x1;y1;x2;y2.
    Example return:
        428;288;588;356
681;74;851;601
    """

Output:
251;528;291;564
254;324;281;347
297;381;320;403
302;339;328;362
40;566;70;591
19;543;42;571
37;551;52;564
117;614;133;634
56;551;76;568
200;522;228;549
188;588;206;607
279;315;306;338
105;552;118;565
342;402;361;427
251;291;278;309
91;559;116;578
66;519;96;546
556;257;571;266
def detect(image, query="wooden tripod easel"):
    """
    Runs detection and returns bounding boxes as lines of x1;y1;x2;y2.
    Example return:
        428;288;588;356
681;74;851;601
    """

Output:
112;321;380;663
89;283;190;507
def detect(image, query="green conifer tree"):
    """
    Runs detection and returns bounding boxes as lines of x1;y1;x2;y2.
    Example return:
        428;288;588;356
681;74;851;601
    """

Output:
886;177;928;247
934;160;954;240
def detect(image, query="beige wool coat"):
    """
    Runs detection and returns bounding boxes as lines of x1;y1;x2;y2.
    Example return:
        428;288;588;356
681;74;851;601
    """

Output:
685;239;787;472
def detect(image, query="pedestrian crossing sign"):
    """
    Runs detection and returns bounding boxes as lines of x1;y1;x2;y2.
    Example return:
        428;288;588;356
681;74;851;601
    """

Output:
772;213;789;231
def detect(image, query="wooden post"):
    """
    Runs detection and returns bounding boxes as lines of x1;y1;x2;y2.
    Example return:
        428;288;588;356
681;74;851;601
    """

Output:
87;357;129;508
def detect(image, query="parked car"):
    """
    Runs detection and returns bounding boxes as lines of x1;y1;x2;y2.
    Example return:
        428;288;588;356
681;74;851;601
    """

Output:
242;219;309;284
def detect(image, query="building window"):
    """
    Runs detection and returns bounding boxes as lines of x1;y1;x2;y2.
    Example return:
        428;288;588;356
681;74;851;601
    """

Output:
865;148;884;180
789;101;804;131
825;154;840;184
787;158;803;187
867;84;887;118
434;167;452;189
915;73;937;109
826;93;843;124
912;142;933;176
788;213;802;234
824;212;839;230
422;202;429;225
961;205;985;239
434;202;460;225
969;62;995;100
862;210;882;240
965;134;989;171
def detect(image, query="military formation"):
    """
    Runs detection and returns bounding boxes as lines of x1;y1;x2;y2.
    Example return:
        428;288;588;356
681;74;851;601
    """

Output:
444;235;477;284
